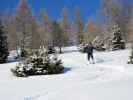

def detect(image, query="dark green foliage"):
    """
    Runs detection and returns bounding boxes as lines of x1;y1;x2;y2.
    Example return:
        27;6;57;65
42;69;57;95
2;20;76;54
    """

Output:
77;34;84;45
11;49;64;77
111;25;125;50
47;46;56;54
20;48;32;58
0;21;9;63
50;21;64;53
11;64;27;77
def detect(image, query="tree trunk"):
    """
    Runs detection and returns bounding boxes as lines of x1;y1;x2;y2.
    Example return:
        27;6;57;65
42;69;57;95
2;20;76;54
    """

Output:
59;47;62;54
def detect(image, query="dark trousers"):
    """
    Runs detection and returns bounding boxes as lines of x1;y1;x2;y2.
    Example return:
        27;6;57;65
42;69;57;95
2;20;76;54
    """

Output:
87;53;94;61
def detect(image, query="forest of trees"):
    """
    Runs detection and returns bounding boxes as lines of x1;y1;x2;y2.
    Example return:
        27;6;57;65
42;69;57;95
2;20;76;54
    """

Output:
0;0;132;76
0;0;133;52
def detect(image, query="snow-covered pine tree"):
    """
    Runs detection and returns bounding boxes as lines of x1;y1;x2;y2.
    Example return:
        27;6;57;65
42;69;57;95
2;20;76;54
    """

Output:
0;20;9;63
111;24;125;50
11;47;64;77
93;35;106;51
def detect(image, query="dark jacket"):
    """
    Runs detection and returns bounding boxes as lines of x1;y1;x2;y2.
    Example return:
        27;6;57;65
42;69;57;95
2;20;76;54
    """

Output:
85;45;95;54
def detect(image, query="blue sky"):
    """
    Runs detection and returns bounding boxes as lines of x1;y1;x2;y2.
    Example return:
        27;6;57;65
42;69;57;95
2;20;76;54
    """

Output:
0;0;101;22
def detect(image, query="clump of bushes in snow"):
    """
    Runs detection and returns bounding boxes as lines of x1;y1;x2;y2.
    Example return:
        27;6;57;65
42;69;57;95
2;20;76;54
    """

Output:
92;24;125;51
11;48;64;77
0;20;9;63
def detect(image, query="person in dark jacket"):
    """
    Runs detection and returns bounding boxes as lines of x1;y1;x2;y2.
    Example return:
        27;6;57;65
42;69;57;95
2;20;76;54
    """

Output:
86;42;95;64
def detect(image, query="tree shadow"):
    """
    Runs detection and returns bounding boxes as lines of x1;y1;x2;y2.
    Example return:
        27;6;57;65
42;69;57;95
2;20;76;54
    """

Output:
95;58;113;64
7;56;19;63
62;49;78;54
95;58;105;63
63;67;71;73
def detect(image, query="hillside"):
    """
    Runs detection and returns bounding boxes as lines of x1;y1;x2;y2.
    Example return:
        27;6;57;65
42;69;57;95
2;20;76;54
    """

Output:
0;47;133;100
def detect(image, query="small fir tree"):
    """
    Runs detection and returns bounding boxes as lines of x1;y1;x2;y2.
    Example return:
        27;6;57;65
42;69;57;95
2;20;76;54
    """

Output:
111;25;125;50
0;21;9;63
11;47;64;77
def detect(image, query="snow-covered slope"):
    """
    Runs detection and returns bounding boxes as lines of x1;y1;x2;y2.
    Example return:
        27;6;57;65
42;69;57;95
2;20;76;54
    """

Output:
0;47;133;100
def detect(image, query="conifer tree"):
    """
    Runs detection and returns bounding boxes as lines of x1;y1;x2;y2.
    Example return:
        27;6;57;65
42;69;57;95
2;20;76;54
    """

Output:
111;24;125;50
60;6;70;46
74;7;84;45
40;10;52;47
51;21;64;53
15;0;34;57
0;20;9;63
11;47;64;77
30;17;41;49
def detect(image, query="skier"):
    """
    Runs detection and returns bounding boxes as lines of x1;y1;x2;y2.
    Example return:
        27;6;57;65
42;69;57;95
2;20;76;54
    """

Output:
85;42;95;64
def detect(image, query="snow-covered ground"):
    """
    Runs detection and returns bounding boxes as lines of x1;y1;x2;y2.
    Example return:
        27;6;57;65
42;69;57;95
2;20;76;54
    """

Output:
0;47;133;100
